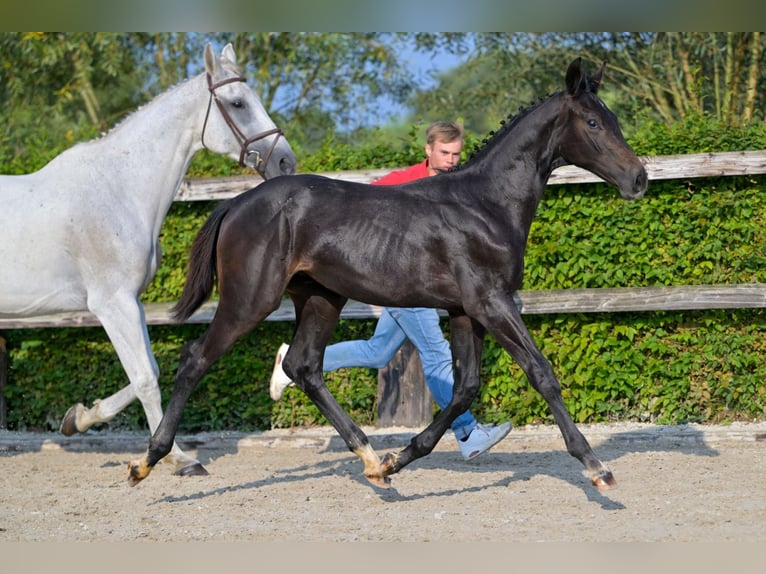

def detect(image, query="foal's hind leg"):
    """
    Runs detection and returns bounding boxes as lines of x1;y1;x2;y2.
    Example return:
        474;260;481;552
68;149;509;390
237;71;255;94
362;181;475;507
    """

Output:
63;294;205;476
286;290;388;487
128;308;260;486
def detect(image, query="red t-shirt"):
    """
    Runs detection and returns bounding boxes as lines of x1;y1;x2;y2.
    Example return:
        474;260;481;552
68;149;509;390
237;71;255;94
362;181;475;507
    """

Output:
371;160;430;186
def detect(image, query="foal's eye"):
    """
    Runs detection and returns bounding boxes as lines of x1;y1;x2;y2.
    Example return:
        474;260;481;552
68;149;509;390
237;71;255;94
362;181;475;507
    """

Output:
587;119;599;128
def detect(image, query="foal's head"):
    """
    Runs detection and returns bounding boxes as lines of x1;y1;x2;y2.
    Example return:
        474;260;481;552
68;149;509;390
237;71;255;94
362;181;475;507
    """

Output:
556;58;648;200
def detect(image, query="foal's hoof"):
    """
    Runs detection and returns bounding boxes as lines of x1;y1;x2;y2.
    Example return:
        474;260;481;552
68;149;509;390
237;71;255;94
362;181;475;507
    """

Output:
59;404;83;436
175;462;209;477
127;460;149;487
380;452;399;476
364;473;392;489
591;469;617;490
361;451;398;488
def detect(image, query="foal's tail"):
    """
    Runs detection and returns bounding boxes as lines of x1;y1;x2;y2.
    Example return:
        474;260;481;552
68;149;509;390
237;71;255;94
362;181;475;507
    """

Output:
171;201;231;322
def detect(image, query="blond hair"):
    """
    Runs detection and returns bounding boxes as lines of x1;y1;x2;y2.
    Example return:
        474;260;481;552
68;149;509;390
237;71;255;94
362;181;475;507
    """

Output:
425;121;464;146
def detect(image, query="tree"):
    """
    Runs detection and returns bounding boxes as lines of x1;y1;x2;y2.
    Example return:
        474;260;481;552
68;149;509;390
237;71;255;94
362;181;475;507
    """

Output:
408;34;543;136
0;33;144;128
521;33;765;127
409;33;765;139
0;32;150;171
7;32;759;174
207;33;418;150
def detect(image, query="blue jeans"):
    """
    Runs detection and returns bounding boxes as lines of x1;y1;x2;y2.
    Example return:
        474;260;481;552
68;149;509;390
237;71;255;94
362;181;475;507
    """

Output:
323;307;477;439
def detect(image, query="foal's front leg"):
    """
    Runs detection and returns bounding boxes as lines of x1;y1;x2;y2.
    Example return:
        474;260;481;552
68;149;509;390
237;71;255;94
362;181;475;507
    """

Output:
86;292;205;476
127;306;256;486
485;297;616;489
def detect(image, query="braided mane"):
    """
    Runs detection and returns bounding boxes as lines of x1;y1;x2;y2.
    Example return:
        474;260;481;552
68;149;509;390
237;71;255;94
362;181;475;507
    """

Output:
451;92;559;173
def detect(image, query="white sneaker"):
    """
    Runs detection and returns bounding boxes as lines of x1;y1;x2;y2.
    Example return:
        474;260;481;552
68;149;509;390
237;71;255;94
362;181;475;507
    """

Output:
269;343;295;401
457;422;512;460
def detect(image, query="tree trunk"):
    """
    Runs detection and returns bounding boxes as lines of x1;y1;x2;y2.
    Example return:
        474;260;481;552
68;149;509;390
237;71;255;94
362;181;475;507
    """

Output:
742;32;760;122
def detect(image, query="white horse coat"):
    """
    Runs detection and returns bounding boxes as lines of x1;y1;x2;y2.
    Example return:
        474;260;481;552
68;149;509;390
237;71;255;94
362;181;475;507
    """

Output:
0;43;296;475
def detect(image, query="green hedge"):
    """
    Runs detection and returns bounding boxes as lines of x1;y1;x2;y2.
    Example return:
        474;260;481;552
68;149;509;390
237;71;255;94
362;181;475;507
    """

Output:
3;114;766;431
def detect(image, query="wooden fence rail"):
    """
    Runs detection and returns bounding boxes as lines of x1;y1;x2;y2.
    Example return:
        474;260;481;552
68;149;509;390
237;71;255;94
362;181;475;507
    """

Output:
2;283;766;331
173;149;766;201
2;150;766;428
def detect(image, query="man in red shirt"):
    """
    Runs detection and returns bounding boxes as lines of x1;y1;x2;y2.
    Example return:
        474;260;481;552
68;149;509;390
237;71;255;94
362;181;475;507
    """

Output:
270;121;511;460
373;122;463;183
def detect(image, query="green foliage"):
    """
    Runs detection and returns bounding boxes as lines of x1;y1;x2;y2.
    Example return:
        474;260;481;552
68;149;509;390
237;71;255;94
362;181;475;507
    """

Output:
629;111;766;156
525;178;766;290
144;202;217;302
0;122;100;175
477;310;766;426
299;125;427;172
4;117;766;433
2;321;380;433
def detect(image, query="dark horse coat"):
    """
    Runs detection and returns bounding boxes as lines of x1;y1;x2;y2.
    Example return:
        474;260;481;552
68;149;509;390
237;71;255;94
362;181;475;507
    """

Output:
129;57;648;490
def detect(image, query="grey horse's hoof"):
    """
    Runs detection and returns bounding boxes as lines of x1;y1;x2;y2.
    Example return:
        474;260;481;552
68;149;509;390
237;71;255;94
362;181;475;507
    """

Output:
174;463;209;477
59;404;82;436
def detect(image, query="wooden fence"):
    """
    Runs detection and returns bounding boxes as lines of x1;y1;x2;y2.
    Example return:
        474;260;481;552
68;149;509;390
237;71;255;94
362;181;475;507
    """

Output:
4;149;766;329
2;150;766;428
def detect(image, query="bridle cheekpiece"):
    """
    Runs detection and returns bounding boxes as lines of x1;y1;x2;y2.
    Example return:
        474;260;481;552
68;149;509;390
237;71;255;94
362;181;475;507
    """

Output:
201;72;284;177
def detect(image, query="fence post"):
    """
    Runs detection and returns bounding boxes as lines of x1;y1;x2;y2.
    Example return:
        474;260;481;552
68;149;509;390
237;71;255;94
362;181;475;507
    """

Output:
0;334;7;429
376;340;433;428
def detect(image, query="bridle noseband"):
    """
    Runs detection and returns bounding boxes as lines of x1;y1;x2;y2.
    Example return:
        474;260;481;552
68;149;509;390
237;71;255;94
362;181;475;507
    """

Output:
201;73;285;177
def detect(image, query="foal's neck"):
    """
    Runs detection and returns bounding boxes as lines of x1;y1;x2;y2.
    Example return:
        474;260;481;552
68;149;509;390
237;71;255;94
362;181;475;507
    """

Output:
473;94;565;200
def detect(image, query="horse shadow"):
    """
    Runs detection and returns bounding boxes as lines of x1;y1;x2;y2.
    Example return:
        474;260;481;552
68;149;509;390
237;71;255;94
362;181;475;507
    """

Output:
149;425;721;511
352;425;721;509
0;425;722;512
149;455;363;506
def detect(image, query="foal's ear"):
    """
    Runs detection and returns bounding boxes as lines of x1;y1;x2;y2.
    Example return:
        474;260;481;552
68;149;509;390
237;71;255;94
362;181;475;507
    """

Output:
588;60;607;94
566;57;606;96
565;57;584;95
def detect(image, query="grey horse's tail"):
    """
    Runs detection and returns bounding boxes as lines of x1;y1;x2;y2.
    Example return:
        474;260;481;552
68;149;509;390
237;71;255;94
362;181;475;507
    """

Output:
171;201;231;322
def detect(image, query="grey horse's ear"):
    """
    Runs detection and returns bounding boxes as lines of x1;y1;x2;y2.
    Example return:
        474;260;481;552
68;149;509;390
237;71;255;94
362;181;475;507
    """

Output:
221;43;237;67
204;43;217;76
565;57;583;95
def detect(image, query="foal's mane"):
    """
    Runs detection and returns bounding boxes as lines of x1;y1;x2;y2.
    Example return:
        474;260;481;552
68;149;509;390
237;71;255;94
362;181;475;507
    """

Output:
451;90;561;173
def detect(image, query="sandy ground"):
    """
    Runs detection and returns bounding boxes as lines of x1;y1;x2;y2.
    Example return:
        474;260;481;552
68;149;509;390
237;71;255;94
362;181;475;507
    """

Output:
1;422;765;542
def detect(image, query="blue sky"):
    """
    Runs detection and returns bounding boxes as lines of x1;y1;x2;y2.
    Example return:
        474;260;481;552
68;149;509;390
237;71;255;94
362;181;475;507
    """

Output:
370;47;468;127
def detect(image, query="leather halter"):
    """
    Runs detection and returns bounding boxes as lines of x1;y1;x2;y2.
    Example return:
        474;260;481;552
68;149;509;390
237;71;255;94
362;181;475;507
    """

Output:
201;72;285;177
